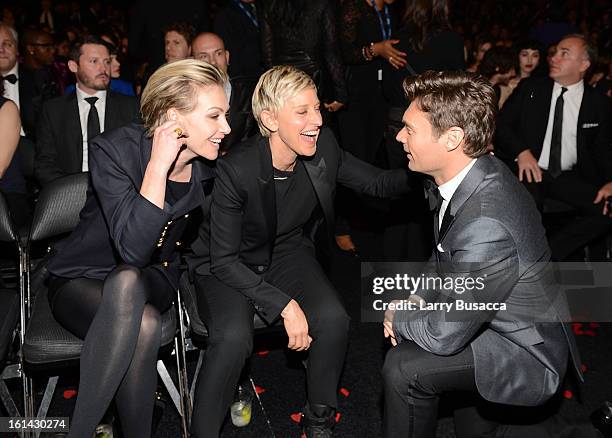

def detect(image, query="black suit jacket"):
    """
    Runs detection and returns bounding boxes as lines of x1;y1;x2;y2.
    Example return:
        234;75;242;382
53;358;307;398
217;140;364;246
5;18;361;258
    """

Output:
393;155;582;407
18;64;59;140
496;77;612;186
222;76;258;151
34;91;140;186
48;124;215;289
188;127;410;321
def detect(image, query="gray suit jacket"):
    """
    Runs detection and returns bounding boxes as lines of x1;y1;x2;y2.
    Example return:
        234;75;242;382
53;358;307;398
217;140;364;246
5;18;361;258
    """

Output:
393;155;582;407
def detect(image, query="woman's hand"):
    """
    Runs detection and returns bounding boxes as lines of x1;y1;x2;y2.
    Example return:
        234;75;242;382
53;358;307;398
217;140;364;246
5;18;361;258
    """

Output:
149;120;188;174
281;299;312;351
372;39;407;69
324;101;345;113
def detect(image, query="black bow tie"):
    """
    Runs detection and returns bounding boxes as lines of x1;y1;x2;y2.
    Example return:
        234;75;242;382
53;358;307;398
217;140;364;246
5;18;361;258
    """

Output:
2;74;17;84
424;178;443;212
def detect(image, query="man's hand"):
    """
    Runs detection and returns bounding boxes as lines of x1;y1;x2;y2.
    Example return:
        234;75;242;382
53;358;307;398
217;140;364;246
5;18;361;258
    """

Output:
517;149;542;183
594;182;612;215
383;306;397;347
281;299;312;351
324;101;344;113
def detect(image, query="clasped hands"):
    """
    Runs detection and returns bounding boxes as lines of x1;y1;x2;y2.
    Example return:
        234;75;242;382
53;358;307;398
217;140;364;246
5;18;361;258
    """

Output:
383;295;425;347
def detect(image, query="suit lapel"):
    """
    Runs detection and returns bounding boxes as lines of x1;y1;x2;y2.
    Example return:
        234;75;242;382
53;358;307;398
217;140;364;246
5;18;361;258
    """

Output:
104;91;114;131
303;154;334;238
576;85;593;154
257;138;277;245
534;79;554;149
67;93;83;169
438;157;488;243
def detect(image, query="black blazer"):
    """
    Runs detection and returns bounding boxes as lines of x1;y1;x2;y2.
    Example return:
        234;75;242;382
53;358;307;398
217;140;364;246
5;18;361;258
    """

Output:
222;76;258;151
496;76;612;186
48;124;215;289
34;91;140;186
188;127;410;321
393;155;582;407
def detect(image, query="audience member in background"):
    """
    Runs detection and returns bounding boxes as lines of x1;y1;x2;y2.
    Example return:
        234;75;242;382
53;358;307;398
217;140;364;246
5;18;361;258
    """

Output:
478;45;516;108
188;65;410;438
53;32;72;94
0;78;29;226
164;22;194;64
260;0;348;118
64;34;135;97
496;34;612;261
591;58;612;98
191;32;257;151
46;59;230;438
339;0;405;165
510;40;544;88
466;33;493;72
213;0;262;79
382;0;464;262
35;35;140;186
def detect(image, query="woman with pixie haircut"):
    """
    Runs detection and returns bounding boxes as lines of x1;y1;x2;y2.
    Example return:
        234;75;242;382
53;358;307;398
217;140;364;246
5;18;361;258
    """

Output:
46;59;230;438
188;65;411;438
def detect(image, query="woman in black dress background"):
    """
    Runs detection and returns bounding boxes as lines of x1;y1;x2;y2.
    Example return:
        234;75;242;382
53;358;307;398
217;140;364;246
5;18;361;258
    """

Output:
382;0;465;261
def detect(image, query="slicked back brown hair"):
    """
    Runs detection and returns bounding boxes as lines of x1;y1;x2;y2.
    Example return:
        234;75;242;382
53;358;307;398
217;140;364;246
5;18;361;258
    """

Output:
403;70;497;158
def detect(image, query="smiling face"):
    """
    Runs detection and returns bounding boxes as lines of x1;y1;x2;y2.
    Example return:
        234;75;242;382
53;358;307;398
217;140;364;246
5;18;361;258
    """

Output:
266;87;322;159
175;84;230;161
519;48;540;76
396;101;448;178
549;37;590;86
165;31;190;63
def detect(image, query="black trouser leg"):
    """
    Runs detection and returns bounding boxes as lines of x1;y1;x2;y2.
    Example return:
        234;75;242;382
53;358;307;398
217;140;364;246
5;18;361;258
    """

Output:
49;265;172;438
382;341;480;438
265;246;350;408
191;275;254;438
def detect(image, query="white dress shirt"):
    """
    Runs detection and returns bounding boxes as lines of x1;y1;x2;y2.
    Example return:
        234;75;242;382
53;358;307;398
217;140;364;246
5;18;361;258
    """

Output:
75;85;106;171
438;158;477;231
538;80;583;171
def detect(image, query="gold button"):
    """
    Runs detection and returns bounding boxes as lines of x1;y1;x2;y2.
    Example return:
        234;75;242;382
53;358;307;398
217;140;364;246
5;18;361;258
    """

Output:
167;220;173;225
175;241;182;246
162;261;169;267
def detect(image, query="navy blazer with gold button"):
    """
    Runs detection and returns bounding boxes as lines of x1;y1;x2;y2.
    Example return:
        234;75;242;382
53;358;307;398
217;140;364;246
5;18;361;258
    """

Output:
48;123;215;289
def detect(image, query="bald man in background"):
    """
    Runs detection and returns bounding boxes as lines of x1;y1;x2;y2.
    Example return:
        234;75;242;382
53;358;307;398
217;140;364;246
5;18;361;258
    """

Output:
192;32;257;151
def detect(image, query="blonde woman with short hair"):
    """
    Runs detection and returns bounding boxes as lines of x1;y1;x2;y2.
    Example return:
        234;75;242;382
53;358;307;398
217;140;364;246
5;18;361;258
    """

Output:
189;65;411;438
46;59;230;438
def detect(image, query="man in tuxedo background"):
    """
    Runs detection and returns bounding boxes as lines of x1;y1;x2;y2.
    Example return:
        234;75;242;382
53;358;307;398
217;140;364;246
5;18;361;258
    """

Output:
35;35;139;186
191;32;257;151
381;71;581;437
496;34;612;261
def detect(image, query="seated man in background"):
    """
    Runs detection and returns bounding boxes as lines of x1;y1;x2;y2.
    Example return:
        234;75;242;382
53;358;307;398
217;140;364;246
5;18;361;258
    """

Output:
35;35;139;186
496;34;612;261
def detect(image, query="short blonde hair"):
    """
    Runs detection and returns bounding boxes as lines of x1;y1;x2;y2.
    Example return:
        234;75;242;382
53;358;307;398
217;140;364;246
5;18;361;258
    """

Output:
141;59;227;135
252;65;316;137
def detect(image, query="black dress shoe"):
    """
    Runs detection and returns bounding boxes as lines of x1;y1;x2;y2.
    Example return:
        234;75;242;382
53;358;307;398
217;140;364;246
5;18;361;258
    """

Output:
301;402;335;438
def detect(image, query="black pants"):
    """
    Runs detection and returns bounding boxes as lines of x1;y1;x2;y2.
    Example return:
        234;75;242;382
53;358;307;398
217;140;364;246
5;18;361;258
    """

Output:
383;341;507;438
48;265;173;438
190;245;350;437
522;170;612;261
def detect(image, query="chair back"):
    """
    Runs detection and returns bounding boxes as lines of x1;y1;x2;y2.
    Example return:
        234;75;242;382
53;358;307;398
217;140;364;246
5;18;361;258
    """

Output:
29;173;89;242
0;191;18;243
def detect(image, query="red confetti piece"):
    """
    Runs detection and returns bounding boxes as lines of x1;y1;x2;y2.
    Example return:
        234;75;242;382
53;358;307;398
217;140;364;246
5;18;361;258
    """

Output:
572;323;597;337
581;364;588;373
563;390;573;399
254;385;266;394
63;389;77;399
335;412;342;423
290;413;302;423
257;350;270;357
301;434;306;438
340;387;350;397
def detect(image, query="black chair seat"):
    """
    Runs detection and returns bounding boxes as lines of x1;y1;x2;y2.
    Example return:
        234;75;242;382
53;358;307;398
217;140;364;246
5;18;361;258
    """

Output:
23;283;177;367
0;289;20;366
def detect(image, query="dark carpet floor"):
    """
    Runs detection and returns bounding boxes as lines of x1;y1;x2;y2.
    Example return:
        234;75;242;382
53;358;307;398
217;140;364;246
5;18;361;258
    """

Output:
2;227;610;438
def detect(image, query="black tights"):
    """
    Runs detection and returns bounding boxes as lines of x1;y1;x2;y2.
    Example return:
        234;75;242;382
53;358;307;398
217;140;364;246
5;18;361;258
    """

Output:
48;265;173;438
